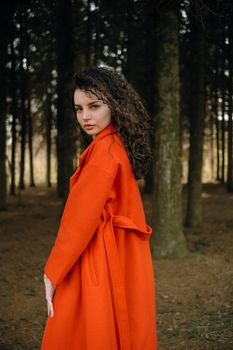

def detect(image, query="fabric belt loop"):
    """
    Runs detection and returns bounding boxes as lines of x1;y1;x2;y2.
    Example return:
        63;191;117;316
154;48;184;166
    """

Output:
102;207;153;350
103;216;131;350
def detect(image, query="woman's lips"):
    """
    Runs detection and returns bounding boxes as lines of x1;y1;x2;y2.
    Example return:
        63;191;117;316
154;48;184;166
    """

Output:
84;125;95;129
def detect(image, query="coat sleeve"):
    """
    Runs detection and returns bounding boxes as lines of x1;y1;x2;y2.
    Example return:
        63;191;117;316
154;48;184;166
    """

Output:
44;160;118;286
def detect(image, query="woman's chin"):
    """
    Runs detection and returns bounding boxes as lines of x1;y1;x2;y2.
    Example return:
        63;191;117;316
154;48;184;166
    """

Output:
83;128;97;138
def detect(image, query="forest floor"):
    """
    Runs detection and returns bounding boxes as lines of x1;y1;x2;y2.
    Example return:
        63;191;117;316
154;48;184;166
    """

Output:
0;183;232;350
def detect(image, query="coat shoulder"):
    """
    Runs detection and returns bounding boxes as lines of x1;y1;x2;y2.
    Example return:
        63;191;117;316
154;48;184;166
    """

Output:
88;134;126;165
87;133;131;175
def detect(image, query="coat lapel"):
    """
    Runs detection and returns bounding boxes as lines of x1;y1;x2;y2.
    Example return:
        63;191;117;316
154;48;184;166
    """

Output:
69;123;117;190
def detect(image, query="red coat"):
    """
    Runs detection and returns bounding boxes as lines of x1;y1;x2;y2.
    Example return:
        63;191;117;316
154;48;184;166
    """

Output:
41;122;158;350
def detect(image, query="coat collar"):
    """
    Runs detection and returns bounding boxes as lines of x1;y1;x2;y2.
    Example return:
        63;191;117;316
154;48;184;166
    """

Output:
70;123;117;189
78;122;117;167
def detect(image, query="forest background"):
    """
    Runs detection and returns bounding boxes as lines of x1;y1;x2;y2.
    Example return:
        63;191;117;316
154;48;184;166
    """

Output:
0;0;233;349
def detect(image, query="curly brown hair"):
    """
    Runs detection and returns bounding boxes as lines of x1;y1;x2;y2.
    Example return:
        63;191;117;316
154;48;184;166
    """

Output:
73;66;152;180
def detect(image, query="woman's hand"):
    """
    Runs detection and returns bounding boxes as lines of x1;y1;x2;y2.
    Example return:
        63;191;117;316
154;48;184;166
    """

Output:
44;273;56;317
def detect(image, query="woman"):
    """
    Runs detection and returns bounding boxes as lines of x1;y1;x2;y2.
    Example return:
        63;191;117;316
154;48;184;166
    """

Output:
41;66;158;350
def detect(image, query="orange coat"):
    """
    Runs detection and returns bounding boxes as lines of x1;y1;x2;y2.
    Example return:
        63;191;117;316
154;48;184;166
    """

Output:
41;123;158;350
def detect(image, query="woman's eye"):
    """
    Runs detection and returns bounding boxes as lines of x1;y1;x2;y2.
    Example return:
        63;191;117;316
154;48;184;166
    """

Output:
91;105;99;109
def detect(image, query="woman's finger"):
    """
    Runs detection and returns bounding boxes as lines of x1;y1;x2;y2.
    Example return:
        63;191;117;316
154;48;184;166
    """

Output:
47;299;54;317
47;301;50;317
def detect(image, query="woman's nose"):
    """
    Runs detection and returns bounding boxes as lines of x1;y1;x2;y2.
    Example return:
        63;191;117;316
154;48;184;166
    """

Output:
82;109;92;120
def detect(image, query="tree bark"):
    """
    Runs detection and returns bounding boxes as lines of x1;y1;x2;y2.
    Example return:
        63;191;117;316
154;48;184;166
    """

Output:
152;2;189;258
18;7;27;190
210;89;215;180
185;12;205;232
227;16;233;191
10;42;17;195
46;91;52;188
143;0;156;194
55;0;76;198
93;7;100;65
214;44;221;181
220;22;226;184
0;3;9;210
124;0;133;81
27;67;35;187
85;0;91;66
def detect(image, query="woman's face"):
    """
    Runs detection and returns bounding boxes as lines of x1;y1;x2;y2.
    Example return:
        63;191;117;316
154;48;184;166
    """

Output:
74;89;111;139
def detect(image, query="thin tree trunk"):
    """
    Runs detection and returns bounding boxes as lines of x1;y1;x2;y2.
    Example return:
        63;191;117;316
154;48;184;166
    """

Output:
86;0;91;66
46;92;52;188
152;2;189;258
25;35;35;188
220;78;226;183
0;3;9;210
210;89;215;180
124;0;133;81
143;0;156;194
93;8;100;65
227;17;233;191
220;21;226;183
215;109;221;180
214;45;221;181
10;42;17;195
56;0;76;198
27;74;35;187
185;12;205;232
18;8;27;190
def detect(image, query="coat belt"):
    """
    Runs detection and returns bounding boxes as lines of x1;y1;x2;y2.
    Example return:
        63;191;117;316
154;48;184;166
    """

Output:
102;209;152;350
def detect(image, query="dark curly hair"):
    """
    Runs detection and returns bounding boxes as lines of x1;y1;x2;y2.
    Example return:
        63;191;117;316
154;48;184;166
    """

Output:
73;66;152;180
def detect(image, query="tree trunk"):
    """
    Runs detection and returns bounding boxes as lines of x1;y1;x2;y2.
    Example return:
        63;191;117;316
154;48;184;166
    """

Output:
93;7;100;65
214;45;221;181
0;3;9;210
124;0;134;81
227;16;233;191
27;72;35;187
151;2;189;258
210;89;215;180
46;92;52;188
10;42;17;196
185;12;205;232
56;0;76;198
215;110;221;181
143;0;156;194
220;24;226;184
18;8;27;190
85;0;91;66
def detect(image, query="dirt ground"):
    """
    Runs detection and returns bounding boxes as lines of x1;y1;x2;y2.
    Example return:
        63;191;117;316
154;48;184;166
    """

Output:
0;183;232;350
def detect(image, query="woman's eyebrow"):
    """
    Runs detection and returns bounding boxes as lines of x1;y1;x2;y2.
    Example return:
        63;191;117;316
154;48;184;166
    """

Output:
74;100;101;107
